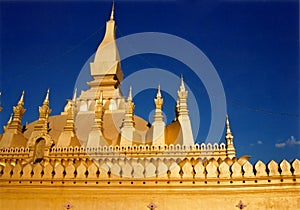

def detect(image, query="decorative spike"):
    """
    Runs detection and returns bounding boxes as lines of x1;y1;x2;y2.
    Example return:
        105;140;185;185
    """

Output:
154;85;164;111
177;76;188;116
128;86;132;101
226;114;231;133
110;2;115;20
18;91;25;105
180;75;186;92
43;89;50;105
157;85;162;98
225;114;235;158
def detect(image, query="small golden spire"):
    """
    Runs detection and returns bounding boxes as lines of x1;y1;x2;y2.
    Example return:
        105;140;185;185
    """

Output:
225;114;234;141
110;2;115;20
180;75;186;92
154;85;164;110
43;89;50;105
226;114;231;133
157;85;162;98
128;86;132;101
64;99;75;132
225;114;235;158
18;91;25;106
8;91;26;133
36;89;51;133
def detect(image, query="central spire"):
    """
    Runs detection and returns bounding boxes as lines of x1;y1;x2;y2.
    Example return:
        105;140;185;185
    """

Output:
80;3;123;101
110;2;114;20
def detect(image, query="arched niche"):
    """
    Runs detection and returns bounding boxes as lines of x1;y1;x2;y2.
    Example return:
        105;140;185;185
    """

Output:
34;137;46;163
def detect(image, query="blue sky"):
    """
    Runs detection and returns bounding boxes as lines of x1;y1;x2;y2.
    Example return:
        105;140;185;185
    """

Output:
0;0;299;163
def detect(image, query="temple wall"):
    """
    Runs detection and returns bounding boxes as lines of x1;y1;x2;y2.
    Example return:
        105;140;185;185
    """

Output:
0;148;299;210
0;183;299;210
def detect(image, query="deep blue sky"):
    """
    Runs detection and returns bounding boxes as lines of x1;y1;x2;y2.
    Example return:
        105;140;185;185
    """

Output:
0;0;299;163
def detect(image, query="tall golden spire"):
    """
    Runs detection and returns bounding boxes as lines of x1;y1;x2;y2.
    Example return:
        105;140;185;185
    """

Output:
81;3;123;100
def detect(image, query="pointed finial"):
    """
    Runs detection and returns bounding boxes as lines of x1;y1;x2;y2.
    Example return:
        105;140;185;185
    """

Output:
43;89;50;105
72;88;77;102
110;2;115;20
226;114;231;133
154;84;164;111
157;85;162;98
18;91;25;105
128;86;132;101
180;75;186;91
